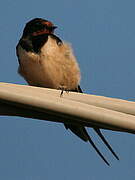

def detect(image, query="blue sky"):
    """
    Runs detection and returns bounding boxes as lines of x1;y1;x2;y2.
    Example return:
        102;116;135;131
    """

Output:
0;0;135;179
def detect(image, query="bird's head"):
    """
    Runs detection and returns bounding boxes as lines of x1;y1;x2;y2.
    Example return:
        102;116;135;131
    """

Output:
22;18;57;37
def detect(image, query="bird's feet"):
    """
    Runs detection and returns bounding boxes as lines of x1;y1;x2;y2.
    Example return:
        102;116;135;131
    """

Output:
59;86;69;97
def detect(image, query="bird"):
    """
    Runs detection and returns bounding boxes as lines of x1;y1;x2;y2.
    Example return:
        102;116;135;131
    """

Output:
16;18;119;165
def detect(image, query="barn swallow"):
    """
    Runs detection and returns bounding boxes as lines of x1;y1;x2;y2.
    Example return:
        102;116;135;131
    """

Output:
16;18;119;165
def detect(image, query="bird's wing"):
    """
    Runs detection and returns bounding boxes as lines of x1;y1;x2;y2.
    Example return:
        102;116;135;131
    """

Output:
16;43;21;65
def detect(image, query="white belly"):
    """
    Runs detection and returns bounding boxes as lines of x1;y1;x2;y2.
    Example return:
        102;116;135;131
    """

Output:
18;36;81;90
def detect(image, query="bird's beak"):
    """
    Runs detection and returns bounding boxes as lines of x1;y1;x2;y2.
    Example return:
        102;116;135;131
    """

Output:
53;26;57;29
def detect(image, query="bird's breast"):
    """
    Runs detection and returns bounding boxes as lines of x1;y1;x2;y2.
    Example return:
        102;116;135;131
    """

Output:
18;36;81;90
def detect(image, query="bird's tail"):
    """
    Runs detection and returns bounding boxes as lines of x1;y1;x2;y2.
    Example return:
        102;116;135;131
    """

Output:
65;85;119;165
65;124;110;165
